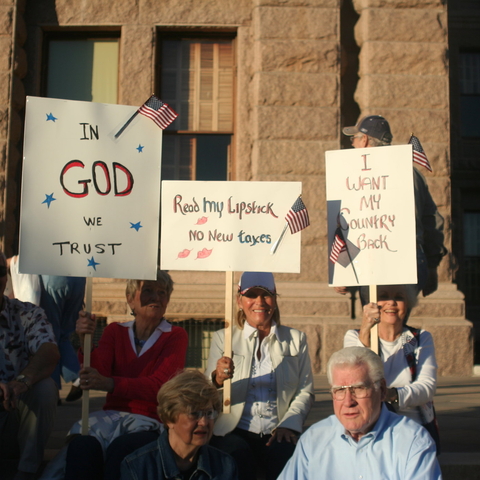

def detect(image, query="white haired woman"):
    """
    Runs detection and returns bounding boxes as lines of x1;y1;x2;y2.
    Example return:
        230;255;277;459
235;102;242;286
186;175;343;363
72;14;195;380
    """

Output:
343;284;439;452
205;272;314;480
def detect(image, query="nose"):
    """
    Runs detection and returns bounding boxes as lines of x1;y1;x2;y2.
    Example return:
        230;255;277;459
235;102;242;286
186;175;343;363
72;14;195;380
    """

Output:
197;415;209;426
342;388;358;407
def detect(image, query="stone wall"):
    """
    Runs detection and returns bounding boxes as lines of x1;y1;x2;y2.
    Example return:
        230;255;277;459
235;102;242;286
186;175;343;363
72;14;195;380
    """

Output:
8;0;475;376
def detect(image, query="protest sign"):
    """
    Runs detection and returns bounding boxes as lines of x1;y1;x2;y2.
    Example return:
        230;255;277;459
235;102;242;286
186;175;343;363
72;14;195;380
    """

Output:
326;145;417;286
160;181;303;273
19;96;162;280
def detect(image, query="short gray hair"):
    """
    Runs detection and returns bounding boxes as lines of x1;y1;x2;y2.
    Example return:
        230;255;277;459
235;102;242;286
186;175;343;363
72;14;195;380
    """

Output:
125;270;174;302
327;347;384;386
367;134;391;147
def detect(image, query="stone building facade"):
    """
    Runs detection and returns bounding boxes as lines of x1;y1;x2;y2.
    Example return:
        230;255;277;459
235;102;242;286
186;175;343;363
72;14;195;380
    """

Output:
0;0;476;375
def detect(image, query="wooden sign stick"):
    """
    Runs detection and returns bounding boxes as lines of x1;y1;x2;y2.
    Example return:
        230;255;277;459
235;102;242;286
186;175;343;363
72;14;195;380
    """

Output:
223;271;234;414
81;277;93;435
369;284;379;355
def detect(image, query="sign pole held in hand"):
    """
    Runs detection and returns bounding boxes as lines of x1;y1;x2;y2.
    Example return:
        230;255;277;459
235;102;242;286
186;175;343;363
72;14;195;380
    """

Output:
81;277;93;435
223;271;234;414
369;284;379;355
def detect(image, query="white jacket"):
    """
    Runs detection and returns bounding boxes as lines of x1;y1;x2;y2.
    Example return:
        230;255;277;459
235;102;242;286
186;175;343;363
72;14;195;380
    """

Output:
206;324;314;436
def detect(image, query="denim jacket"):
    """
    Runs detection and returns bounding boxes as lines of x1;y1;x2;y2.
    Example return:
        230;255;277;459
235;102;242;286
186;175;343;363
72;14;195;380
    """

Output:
120;429;238;480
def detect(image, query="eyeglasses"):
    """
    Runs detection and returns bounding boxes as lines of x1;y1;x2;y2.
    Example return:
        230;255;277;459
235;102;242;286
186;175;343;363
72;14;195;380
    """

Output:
331;382;378;401
350;135;363;144
186;409;218;421
0;266;7;277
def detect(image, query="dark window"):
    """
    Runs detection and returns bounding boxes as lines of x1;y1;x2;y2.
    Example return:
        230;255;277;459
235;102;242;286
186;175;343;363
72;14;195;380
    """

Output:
45;35;119;103
159;36;235;180
459;52;480;138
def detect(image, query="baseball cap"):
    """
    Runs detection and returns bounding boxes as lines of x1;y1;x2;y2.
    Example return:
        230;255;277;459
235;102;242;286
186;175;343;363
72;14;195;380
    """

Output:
238;272;276;296
343;115;393;143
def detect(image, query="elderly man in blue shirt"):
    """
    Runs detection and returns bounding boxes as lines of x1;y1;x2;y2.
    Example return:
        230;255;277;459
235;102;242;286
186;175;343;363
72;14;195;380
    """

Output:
278;346;442;480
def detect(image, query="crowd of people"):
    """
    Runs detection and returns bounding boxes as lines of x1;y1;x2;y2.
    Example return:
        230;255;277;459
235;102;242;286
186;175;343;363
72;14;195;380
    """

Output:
0;114;446;479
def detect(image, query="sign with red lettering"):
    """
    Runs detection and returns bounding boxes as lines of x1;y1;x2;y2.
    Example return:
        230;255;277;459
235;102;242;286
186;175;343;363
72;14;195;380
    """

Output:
19;96;162;279
326;145;416;286
160;181;303;272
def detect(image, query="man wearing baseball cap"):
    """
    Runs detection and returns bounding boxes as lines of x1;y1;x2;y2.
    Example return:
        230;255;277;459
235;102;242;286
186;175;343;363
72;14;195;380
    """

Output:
341;115;447;297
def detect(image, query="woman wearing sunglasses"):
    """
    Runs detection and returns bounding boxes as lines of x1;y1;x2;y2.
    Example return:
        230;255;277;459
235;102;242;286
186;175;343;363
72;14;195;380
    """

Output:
206;272;314;480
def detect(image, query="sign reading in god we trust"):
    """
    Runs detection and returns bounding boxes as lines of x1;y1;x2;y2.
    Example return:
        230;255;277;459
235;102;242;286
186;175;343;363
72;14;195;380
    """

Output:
160;181;302;272
326;145;417;286
19;96;162;279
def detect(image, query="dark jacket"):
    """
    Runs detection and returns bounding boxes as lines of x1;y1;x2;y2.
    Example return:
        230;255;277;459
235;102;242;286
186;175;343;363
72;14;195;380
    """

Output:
120;429;239;480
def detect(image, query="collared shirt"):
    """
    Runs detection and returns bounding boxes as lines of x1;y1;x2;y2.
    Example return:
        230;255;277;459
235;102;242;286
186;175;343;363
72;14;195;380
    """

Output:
121;318;172;356
0;296;56;382
237;321;278;435
278;404;442;480
120;429;239;480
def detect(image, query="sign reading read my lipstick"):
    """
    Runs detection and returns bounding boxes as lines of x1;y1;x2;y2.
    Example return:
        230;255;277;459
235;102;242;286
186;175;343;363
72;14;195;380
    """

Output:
19;96;162;279
326;145;417;286
160;181;302;272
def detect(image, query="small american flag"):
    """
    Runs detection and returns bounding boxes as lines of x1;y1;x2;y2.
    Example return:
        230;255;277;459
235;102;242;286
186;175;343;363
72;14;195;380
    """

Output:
409;135;432;172
329;228;347;264
138;95;178;130
285;197;310;234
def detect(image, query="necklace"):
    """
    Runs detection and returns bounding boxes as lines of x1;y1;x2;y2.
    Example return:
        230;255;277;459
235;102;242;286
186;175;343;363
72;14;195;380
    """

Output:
133;324;148;348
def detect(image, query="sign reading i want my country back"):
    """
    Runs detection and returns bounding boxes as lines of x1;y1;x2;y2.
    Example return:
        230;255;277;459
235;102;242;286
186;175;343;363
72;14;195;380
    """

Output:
19;96;162;279
326;145;417;286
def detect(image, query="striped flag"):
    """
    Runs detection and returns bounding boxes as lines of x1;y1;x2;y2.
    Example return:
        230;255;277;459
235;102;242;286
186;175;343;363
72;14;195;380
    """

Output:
329;228;347;264
285;197;310;234
138;95;178;130
409;135;432;172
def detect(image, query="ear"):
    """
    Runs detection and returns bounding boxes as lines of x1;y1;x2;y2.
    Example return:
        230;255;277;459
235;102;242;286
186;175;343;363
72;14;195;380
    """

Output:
379;378;387;402
236;294;243;309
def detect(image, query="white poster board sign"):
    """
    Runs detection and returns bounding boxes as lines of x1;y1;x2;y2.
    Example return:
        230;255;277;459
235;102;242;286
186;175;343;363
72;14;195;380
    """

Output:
19;96;162;279
160;181;302;272
326;145;416;286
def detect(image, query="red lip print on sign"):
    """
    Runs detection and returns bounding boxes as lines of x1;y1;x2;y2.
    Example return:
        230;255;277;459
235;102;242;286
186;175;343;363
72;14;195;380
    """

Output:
196;248;212;259
195;217;208;225
177;249;192;259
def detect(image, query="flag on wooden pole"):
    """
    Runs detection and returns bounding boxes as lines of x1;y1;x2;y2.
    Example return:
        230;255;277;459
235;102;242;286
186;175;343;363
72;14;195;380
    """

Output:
285;197;310;234
329;227;347;264
409;135;432;172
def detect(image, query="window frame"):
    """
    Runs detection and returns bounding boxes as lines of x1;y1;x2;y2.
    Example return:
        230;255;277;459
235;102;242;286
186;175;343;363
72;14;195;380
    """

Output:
156;29;237;181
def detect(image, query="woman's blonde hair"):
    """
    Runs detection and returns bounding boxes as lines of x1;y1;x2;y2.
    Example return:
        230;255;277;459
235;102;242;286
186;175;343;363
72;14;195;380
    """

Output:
125;270;174;303
157;370;221;425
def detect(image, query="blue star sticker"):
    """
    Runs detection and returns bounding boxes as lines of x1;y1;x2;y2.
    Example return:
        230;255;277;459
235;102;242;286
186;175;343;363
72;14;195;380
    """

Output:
87;257;100;271
42;193;56;208
46;113;57;122
136;144;144;153
130;221;143;232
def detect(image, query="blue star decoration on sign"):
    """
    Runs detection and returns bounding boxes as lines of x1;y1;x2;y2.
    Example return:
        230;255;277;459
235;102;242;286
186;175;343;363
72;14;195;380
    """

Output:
46;113;57;122
42;193;56;208
130;221;143;232
87;257;100;271
136;144;144;153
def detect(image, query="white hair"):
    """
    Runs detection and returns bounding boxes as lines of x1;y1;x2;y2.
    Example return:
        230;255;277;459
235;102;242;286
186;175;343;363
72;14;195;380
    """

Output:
327;347;384;387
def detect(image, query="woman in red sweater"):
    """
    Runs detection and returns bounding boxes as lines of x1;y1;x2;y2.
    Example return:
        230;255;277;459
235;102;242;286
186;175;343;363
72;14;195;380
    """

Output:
44;270;188;480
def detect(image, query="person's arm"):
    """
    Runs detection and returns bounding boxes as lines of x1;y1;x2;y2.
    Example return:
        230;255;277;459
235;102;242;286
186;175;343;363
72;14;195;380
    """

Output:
413;168;447;296
276;434;309;480
275;331;314;434
2;343;59;410
205;330;227;387
397;331;437;409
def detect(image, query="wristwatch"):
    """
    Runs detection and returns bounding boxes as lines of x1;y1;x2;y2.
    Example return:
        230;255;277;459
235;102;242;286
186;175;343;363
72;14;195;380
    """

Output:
15;374;31;389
